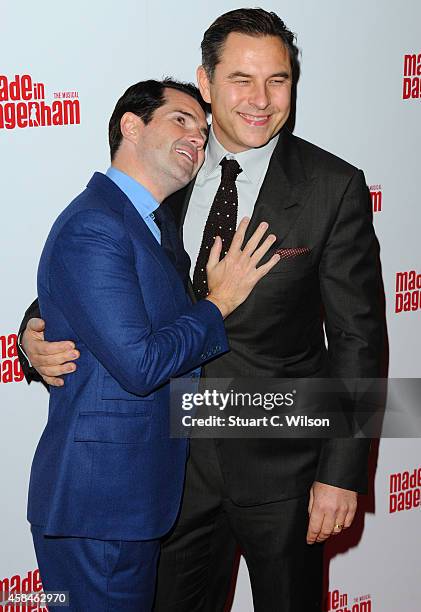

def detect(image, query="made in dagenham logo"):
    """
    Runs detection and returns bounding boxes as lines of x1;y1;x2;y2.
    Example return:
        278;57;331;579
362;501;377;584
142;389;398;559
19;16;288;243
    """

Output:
326;589;372;612
389;467;421;513
0;333;24;383
369;185;382;213
402;53;421;99
0;568;47;611
395;270;421;313
0;73;80;130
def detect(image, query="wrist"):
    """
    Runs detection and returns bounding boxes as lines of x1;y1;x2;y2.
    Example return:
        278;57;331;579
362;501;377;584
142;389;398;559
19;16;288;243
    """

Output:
205;295;231;319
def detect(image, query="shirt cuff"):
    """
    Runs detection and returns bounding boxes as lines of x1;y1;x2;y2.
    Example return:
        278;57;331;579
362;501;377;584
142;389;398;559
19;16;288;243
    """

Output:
18;330;33;368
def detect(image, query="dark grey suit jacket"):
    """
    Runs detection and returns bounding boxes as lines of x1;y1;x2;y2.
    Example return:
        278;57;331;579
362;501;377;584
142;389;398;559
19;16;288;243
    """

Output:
164;127;386;505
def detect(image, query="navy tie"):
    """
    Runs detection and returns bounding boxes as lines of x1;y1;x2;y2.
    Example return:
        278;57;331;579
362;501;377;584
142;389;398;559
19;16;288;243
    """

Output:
153;205;191;290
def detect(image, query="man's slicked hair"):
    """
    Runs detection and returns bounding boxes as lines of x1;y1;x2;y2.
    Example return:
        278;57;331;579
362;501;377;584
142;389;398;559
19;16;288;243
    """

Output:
201;8;300;83
108;78;206;160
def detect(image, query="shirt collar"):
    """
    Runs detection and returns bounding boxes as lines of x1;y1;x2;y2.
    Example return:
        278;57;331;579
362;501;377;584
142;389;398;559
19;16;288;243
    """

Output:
106;166;159;219
196;126;279;186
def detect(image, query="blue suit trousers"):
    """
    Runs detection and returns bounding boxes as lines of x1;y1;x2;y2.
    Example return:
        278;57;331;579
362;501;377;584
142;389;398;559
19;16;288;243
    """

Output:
32;525;160;611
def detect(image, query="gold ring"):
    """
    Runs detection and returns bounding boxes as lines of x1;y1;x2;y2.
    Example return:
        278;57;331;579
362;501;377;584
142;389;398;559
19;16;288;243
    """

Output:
334;524;344;530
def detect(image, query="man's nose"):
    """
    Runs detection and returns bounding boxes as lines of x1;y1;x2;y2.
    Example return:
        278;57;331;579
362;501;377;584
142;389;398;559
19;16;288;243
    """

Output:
187;128;206;150
248;83;270;110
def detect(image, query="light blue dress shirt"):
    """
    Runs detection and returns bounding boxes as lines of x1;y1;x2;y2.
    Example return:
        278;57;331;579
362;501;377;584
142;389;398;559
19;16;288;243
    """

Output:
106;166;161;244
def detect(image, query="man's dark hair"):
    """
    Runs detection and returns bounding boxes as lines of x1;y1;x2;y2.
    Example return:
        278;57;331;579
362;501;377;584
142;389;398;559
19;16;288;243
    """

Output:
201;8;300;83
108;78;206;160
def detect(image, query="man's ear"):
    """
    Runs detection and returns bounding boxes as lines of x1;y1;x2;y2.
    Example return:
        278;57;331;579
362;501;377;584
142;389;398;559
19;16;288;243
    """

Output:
120;112;143;145
196;65;211;104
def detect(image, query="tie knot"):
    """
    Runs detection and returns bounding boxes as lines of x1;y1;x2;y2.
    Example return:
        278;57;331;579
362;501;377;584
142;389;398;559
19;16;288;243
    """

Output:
220;157;242;181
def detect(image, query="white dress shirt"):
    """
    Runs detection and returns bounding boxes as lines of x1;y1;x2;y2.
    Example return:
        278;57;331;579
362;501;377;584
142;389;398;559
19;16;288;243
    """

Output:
183;127;279;270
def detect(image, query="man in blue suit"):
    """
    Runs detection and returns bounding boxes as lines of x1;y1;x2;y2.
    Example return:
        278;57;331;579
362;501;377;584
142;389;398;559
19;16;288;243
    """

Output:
28;78;279;610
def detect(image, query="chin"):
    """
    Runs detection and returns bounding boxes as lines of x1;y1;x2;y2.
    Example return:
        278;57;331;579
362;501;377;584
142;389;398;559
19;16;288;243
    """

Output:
175;168;194;186
239;131;272;149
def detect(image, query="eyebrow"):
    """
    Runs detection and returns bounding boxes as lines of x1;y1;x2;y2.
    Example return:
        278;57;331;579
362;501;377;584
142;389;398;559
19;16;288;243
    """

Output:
227;71;290;79
171;109;208;138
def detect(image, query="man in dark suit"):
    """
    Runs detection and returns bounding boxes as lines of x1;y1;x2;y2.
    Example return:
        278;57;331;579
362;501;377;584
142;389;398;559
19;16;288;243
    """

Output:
18;9;384;612
22;77;279;611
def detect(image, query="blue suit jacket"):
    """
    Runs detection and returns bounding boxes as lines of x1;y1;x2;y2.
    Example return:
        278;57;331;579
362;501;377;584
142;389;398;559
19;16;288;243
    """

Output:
28;172;228;540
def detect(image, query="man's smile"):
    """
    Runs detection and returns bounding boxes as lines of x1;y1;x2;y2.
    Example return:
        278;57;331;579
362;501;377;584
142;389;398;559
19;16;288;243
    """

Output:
175;145;198;164
238;112;271;126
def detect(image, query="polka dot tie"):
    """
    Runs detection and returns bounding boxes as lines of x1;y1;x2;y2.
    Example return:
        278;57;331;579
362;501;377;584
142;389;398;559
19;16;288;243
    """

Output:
193;158;242;299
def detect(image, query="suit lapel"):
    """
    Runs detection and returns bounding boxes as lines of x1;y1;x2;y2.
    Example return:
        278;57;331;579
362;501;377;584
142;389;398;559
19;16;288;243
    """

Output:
87;173;168;266
123;201;187;292
87;172;190;307
244;130;316;247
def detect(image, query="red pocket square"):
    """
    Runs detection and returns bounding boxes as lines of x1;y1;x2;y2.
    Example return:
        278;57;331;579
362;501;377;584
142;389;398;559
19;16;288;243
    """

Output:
275;247;310;259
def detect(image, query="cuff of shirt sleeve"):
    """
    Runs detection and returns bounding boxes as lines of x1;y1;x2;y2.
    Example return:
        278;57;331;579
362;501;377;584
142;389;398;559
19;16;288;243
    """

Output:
17;330;44;385
18;330;33;368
